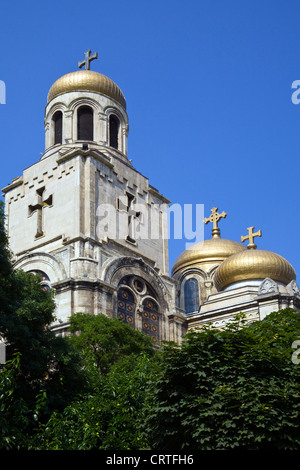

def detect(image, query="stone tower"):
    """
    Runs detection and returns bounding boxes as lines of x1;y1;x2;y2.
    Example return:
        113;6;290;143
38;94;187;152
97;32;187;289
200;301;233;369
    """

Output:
2;51;186;344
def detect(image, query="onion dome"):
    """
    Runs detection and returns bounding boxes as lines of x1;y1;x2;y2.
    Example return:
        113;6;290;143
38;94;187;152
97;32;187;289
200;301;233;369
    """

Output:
172;207;246;275
47;50;126;109
172;237;246;275
47;69;126;109
214;226;296;290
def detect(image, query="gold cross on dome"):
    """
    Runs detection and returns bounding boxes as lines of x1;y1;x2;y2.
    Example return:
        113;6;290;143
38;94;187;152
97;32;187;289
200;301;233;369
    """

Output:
78;50;98;70
241;226;262;249
204;207;227;238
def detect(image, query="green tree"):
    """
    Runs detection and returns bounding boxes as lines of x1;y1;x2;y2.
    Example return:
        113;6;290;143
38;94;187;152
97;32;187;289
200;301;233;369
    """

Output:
29;353;154;450
143;309;300;450
29;315;159;450
0;264;87;415
0;354;30;449
0;200;14;319
68;312;155;376
0;201;87;448
0;200;57;393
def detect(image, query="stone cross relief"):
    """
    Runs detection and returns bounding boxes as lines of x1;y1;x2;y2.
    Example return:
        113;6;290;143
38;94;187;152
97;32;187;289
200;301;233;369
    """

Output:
117;193;141;243
28;187;53;238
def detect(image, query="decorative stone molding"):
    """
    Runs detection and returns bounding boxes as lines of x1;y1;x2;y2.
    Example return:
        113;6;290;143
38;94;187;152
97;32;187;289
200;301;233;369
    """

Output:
64;110;73;118
102;255;171;310
204;280;214;289
13;251;67;284
258;278;279;296
175;266;207;282
2;176;23;194
287;280;300;298
201;311;257;330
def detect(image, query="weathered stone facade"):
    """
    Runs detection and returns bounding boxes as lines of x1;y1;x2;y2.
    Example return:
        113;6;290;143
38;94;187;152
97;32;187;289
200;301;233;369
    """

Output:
2;63;186;344
3;56;300;345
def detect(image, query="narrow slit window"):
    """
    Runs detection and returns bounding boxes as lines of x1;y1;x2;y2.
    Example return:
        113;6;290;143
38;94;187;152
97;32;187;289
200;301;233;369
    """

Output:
78;106;93;141
184;278;199;314
109;114;120;149
53;111;62;145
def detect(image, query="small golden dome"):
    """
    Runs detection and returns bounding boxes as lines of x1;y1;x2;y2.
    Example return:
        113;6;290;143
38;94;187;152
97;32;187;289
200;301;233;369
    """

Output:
214;249;296;290
172;237;246;275
47;70;126;109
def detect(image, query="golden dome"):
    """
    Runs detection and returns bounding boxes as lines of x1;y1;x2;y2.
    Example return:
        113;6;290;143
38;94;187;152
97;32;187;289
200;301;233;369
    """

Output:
47;70;126;109
172;236;246;275
214;249;296;290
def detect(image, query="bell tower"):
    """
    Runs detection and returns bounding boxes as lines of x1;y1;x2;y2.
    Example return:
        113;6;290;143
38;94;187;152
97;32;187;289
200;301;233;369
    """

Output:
44;49;129;159
2;51;185;343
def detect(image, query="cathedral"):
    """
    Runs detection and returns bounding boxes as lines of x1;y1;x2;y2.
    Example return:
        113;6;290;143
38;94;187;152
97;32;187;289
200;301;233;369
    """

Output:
2;51;300;345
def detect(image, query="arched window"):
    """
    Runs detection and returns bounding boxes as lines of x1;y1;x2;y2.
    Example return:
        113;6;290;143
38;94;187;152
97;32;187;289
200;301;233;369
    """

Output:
52;111;62;145
29;270;51;292
77;106;93;141
116;275;161;344
109;114;120;149
184;278;199;314
142;298;159;345
117;287;135;327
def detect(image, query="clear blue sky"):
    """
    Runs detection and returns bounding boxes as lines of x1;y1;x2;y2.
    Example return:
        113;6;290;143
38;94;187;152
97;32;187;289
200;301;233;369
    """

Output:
0;0;299;278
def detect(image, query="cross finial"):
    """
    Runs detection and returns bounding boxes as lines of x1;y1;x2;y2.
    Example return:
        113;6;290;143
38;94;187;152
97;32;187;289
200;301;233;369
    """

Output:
241;226;262;249
204;207;227;238
78;50;98;70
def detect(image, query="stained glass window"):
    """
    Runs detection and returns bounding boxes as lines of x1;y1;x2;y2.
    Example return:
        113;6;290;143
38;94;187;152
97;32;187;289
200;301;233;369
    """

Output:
117;275;161;344
117;287;135;327
184;278;199;314
31;270;50;282
119;275;131;286
142;298;159;345
145;283;156;298
133;278;144;293
29;270;51;291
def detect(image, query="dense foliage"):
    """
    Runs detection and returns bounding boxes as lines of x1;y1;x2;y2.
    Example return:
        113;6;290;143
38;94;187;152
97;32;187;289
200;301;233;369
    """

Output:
67;312;155;376
0;201;86;448
0;200;157;450
143;311;300;450
30;353;154;450
1;200;300;450
29;313;157;450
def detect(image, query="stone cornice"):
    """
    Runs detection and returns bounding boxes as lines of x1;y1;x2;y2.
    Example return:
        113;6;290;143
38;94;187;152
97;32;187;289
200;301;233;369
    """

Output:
56;147;114;168
2;176;23;194
149;185;171;204
15;235;63;257
51;277;117;294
